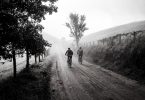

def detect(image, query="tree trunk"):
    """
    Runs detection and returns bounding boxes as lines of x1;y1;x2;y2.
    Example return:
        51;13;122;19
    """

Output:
26;48;29;68
119;34;122;44
12;47;16;78
42;54;43;59
35;54;37;63
39;55;40;62
133;32;137;43
76;38;79;48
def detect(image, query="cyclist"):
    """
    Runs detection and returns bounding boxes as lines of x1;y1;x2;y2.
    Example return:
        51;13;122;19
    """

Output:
65;48;73;65
77;47;83;64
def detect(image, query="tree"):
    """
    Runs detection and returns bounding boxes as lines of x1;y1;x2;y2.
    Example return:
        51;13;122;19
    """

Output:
66;13;88;47
16;0;57;68
0;12;23;77
0;0;58;77
22;23;50;66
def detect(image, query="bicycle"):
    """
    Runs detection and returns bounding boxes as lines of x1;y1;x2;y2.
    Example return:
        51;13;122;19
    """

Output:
67;56;72;67
78;55;82;64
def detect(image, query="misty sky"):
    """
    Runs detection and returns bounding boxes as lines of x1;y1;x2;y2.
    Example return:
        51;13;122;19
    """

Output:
41;0;145;40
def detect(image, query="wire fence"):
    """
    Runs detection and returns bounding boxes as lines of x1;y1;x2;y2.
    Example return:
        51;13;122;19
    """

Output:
80;30;145;48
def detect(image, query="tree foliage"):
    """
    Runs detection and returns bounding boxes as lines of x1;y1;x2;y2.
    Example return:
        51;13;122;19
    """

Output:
66;13;88;47
0;0;57;77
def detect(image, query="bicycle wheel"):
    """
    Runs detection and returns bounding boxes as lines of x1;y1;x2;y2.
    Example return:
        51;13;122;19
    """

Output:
79;56;82;64
67;57;72;67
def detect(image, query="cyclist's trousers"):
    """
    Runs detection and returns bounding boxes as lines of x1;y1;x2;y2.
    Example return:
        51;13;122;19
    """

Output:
67;56;72;62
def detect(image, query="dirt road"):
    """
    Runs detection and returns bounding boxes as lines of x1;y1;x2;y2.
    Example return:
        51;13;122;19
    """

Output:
50;43;145;100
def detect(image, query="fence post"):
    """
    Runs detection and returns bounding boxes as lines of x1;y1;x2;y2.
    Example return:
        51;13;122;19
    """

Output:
119;34;122;44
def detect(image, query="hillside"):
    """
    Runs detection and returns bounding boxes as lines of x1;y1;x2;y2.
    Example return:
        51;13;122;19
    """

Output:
80;20;145;43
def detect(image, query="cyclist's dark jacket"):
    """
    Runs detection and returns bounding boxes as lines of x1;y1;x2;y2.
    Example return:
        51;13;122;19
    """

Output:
65;49;73;56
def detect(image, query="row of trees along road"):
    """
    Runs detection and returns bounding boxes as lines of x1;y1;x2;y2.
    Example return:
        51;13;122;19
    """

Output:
0;0;58;78
65;13;88;47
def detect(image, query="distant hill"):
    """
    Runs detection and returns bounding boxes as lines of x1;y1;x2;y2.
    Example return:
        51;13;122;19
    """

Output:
42;32;60;44
80;20;145;43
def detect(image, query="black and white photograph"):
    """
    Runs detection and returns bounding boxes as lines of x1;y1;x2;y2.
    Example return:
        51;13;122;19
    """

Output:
0;0;145;100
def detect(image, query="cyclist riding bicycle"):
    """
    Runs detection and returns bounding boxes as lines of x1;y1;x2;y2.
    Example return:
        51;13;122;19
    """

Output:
65;48;73;66
77;47;83;64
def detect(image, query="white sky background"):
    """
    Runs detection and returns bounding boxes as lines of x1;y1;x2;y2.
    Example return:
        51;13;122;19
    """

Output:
41;0;145;40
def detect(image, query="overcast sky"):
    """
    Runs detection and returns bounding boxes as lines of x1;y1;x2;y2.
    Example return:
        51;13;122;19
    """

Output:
41;0;145;40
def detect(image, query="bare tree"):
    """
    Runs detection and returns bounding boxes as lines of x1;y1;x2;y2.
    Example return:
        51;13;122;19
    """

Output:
66;13;88;47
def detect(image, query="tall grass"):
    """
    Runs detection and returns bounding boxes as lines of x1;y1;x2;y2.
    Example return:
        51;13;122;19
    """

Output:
82;30;145;83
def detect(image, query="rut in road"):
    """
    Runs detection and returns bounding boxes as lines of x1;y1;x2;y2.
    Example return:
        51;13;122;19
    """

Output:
50;44;145;100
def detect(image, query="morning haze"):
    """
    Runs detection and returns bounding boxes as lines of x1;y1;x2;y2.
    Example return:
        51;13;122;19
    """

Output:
1;0;145;100
41;0;145;40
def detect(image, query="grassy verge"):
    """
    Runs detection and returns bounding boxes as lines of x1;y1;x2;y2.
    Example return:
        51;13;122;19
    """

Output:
83;31;145;84
84;49;145;84
0;60;52;100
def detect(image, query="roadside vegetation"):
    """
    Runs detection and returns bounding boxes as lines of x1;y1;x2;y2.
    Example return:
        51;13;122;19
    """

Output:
0;58;52;100
82;30;145;83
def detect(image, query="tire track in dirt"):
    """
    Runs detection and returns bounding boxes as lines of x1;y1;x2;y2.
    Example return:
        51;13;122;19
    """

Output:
72;61;145;100
72;63;123;100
